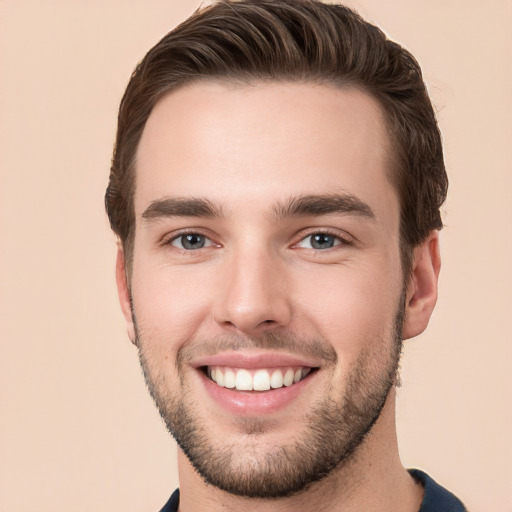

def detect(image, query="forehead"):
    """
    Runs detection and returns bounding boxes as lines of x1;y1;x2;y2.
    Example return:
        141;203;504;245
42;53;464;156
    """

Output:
135;81;397;223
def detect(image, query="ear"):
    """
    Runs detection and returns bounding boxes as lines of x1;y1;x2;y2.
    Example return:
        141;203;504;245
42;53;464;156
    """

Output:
402;231;441;340
115;244;137;345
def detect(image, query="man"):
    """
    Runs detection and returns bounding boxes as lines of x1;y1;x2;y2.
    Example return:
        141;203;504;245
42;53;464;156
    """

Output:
105;1;466;510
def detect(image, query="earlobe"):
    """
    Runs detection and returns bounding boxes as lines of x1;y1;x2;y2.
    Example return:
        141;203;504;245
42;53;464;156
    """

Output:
402;231;441;340
115;244;137;345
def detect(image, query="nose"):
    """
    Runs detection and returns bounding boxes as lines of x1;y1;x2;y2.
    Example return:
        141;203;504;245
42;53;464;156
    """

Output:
213;246;293;334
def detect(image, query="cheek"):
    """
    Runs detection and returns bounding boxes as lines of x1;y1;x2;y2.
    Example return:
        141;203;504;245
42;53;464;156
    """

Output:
130;262;214;350
293;263;402;356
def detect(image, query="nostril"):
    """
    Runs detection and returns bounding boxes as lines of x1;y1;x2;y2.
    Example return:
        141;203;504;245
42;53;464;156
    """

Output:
214;295;292;333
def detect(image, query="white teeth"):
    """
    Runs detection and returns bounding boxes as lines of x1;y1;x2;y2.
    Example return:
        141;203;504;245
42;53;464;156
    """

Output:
224;368;236;389
235;369;253;390
270;370;284;389
253;370;271;391
208;366;312;391
283;369;294;387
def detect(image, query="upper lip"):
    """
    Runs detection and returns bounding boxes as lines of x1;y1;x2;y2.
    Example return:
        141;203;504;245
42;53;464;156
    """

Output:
191;350;321;369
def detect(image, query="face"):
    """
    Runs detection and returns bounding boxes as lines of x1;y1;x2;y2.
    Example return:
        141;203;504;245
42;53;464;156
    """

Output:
117;81;432;498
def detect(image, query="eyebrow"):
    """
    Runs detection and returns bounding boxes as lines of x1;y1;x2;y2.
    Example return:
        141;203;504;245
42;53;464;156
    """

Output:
142;197;223;221
141;193;375;223
272;193;375;221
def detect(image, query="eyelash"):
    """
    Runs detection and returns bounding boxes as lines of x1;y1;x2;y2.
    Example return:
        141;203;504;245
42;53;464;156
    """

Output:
164;230;219;251
293;229;353;250
163;228;352;252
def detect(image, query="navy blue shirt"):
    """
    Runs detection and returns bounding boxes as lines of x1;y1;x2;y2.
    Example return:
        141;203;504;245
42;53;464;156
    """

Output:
159;469;466;511
410;469;467;512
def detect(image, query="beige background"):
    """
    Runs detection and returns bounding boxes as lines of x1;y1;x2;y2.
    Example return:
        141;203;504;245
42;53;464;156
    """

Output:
1;1;511;511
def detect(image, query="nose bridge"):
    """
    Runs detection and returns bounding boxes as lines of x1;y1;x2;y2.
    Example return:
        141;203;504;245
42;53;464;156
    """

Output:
214;239;292;333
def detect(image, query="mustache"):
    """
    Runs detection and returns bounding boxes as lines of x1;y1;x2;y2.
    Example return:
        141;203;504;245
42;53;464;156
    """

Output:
177;331;338;367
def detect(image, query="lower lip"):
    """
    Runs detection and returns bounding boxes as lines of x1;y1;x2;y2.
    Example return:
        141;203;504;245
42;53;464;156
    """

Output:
198;369;316;416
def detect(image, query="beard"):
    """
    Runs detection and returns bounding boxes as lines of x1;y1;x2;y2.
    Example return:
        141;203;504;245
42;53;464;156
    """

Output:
135;300;404;499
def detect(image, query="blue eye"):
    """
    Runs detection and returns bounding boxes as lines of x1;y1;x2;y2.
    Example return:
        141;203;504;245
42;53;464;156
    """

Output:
297;233;343;250
310;233;337;249
171;233;211;250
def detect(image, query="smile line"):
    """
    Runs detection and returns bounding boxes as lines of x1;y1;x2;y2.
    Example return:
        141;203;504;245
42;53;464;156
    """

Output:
204;365;316;391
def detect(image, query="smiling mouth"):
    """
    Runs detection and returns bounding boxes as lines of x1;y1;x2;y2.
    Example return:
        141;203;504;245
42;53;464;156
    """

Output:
203;366;317;391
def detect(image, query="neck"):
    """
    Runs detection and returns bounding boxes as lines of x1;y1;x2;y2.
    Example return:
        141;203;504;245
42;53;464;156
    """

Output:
177;389;423;512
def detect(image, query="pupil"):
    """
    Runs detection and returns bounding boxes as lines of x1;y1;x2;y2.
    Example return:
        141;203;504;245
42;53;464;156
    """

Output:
312;234;334;249
183;234;205;249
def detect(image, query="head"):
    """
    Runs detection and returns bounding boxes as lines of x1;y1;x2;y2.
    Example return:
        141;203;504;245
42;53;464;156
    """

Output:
107;0;446;500
105;0;447;282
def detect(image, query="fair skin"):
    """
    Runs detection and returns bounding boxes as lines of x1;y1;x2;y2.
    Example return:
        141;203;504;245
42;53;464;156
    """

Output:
116;81;440;511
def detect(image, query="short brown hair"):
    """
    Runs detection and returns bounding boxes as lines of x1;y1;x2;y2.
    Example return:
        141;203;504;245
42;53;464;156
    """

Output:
106;0;447;278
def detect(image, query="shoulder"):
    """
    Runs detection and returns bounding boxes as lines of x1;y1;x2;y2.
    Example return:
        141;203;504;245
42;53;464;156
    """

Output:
158;477;467;512
159;488;180;512
409;469;467;512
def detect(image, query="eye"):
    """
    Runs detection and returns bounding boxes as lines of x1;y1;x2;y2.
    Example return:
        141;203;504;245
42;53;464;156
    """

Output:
170;233;213;250
296;232;346;250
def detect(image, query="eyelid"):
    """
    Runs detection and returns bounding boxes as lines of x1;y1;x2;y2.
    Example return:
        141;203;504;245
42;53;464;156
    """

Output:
292;228;354;249
171;234;213;250
158;227;353;250
161;228;221;248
